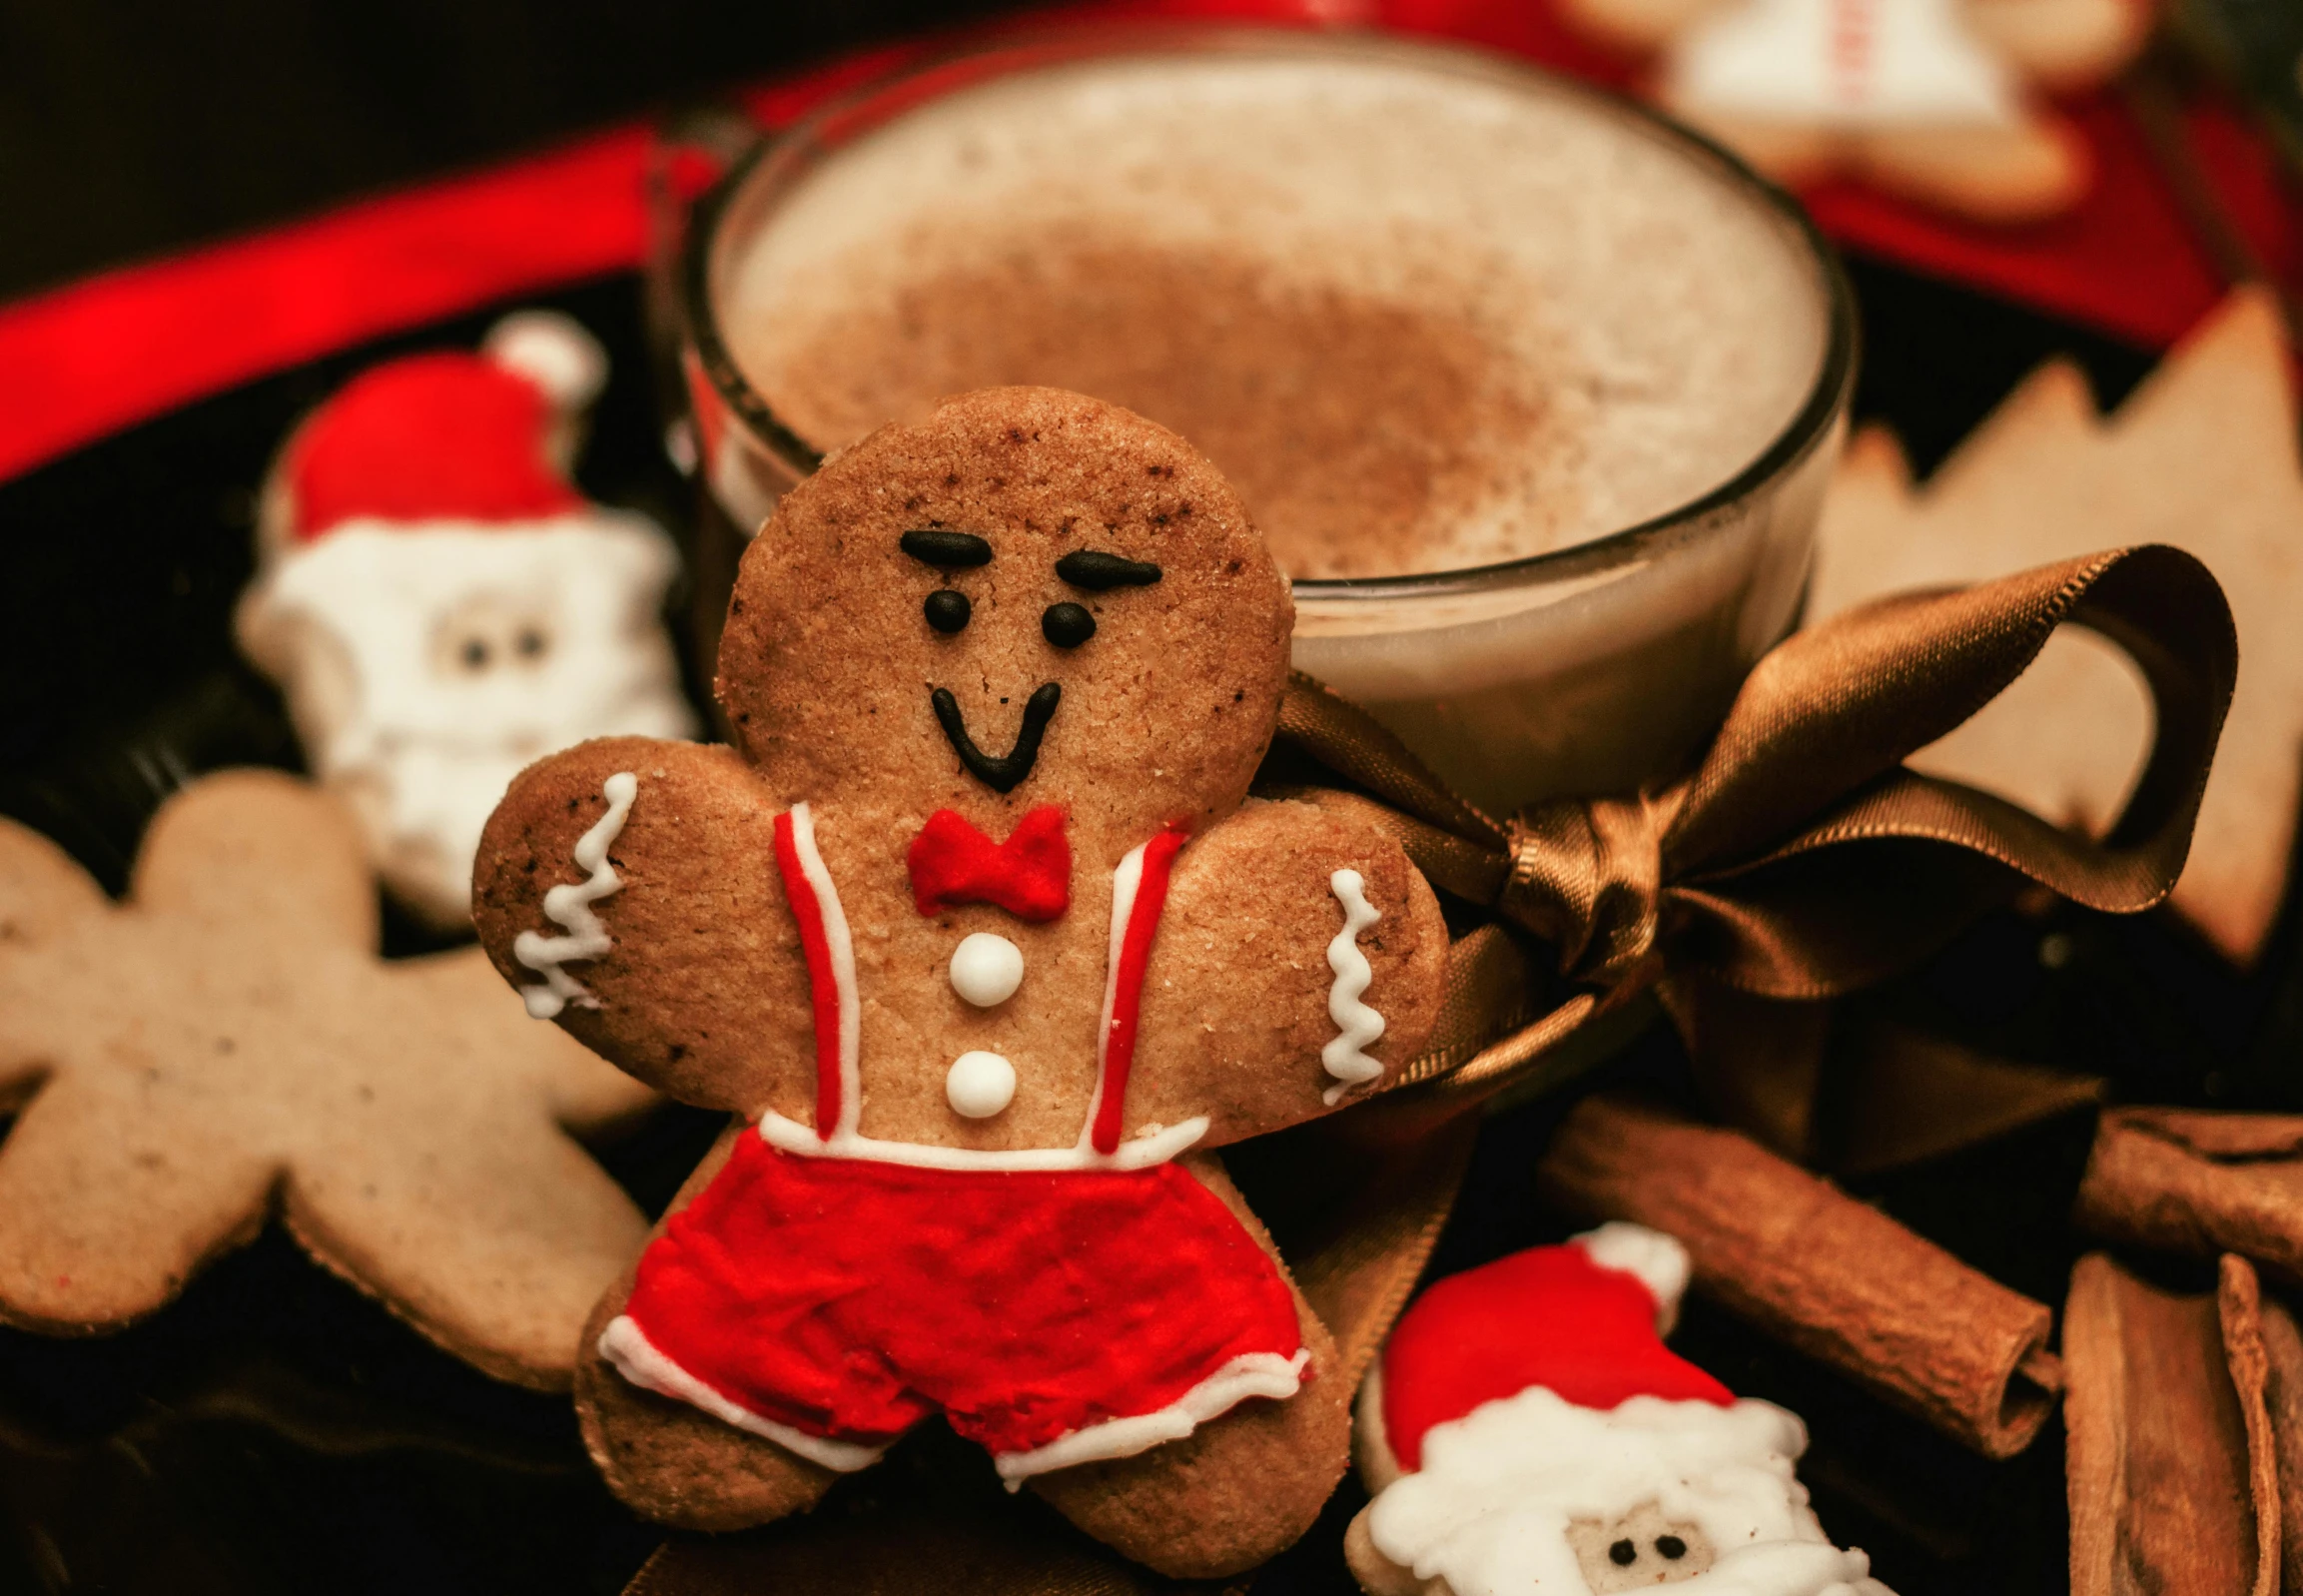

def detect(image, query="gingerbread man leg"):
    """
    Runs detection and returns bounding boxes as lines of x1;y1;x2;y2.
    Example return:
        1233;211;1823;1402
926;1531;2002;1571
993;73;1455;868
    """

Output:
0;1072;277;1333
575;1123;838;1530
1026;1155;1352;1579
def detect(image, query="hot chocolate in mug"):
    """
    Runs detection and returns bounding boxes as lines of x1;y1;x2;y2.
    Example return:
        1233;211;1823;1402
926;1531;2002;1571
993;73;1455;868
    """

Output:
663;25;1855;812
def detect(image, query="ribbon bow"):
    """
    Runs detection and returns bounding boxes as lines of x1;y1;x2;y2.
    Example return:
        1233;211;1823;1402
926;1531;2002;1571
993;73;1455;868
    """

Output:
907;804;1073;921
1271;545;2237;1157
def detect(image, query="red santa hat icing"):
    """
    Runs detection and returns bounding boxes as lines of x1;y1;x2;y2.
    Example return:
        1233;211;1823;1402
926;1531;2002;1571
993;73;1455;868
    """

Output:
1378;1222;1728;1473
279;312;608;544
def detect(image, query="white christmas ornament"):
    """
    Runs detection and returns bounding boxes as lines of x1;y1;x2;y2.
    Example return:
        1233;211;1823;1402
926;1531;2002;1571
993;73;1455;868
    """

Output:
945;1050;1018;1119
949;932;1025;1008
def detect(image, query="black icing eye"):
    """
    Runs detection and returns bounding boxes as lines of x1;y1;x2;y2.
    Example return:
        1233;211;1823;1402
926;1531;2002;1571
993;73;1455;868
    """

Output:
1608;1539;1638;1567
1655;1536;1688;1561
1056;550;1162;589
1042;602;1096;648
514;625;549;660
924;589;972;633
459;637;490;671
902;529;992;568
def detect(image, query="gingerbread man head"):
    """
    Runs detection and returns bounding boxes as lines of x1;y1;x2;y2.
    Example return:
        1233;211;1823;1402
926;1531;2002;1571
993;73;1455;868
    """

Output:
716;386;1292;853
481;388;1438;1162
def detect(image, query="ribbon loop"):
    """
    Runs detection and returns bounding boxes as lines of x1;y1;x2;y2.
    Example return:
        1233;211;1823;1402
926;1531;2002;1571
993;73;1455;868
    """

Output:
1502;795;1668;986
1657;545;2236;997
1661;545;2234;887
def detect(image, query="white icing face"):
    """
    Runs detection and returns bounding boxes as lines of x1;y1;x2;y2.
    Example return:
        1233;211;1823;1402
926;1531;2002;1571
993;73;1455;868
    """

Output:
1367;1389;1894;1596
1567;1500;1715;1590
238;513;697;928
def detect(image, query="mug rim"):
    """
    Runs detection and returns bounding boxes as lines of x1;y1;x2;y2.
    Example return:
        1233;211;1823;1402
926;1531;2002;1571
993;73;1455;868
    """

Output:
677;20;1861;600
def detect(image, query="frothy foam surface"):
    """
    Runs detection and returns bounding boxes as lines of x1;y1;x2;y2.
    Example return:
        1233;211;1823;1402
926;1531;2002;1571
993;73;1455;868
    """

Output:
725;49;1827;579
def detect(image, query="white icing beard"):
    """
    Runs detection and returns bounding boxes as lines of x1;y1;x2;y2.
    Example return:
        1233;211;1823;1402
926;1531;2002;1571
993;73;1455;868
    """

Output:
1669;0;2019;129
1368;1388;1894;1596
240;513;697;927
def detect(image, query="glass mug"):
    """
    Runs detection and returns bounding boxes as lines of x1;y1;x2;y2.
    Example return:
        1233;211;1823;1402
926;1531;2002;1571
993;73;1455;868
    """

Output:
664;24;1856;815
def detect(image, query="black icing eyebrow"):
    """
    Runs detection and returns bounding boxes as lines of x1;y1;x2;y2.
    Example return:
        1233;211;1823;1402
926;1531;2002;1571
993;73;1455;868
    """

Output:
1056;550;1163;590
901;529;992;568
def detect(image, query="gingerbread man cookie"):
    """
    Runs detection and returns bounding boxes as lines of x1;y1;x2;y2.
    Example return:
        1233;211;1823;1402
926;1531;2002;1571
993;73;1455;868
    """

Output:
472;388;1450;1575
0;770;654;1387
1562;0;2147;221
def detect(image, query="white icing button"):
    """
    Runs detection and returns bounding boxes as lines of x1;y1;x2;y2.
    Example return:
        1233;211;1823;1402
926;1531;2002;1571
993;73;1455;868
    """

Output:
946;1051;1018;1119
948;932;1025;1008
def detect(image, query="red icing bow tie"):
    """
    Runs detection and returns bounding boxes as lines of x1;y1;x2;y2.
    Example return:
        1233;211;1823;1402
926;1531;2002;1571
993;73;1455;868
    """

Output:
907;806;1072;921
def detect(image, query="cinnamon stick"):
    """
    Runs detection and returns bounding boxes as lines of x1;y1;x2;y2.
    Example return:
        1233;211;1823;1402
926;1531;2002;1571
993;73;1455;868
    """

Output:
1534;1093;2060;1457
2062;1252;2277;1596
2257;1291;2303;1595
2075;1108;2303;1279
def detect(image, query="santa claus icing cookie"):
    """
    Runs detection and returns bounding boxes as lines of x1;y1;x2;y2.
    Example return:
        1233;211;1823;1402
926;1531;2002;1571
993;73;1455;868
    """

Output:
469;387;1450;1576
237;312;695;929
1348;1224;1894;1596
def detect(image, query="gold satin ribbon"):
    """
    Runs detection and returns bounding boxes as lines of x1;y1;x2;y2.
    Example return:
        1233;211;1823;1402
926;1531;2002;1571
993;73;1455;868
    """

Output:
1272;544;2235;1147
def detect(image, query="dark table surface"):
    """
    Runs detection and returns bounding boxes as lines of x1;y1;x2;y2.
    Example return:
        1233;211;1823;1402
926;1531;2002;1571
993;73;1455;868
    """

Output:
2;5;2290;1592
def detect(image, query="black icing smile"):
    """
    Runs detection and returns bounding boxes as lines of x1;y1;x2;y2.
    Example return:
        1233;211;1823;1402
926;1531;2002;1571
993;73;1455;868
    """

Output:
930;683;1061;794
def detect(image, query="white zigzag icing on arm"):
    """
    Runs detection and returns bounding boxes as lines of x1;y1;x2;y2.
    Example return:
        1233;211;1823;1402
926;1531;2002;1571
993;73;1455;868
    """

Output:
1321;867;1386;1106
514;770;636;1019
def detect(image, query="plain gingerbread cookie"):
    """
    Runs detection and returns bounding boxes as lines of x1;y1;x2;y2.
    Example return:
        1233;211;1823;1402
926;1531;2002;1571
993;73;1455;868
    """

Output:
473;387;1450;1575
0;770;654;1387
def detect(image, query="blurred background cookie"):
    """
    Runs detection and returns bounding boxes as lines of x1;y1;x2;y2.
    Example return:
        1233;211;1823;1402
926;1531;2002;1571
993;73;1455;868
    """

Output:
237;312;695;930
1560;0;2150;219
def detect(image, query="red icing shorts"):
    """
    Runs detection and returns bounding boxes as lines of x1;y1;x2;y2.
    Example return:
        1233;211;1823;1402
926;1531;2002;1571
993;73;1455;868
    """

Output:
600;1134;1308;1480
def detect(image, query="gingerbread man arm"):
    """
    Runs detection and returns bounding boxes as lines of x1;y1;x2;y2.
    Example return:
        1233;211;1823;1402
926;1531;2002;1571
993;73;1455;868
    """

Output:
0;923;279;1334
1557;0;1733;52
1130;800;1448;1149
1959;0;2145;90
284;951;652;1388
472;737;814;1119
0;777;362;1332
0;822;110;1106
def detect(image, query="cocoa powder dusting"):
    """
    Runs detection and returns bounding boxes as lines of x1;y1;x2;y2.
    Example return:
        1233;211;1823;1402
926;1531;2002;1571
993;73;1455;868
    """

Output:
757;242;1563;578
